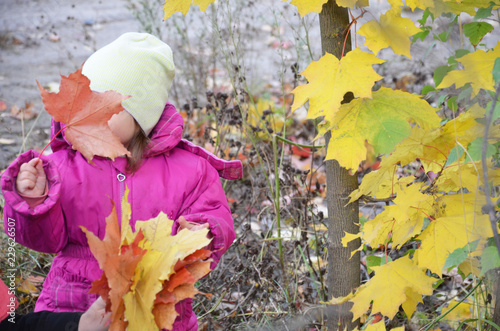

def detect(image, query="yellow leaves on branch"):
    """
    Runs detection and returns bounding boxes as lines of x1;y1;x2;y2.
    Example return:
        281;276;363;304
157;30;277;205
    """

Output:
291;48;384;123
438;43;500;97
81;189;213;331
362;183;434;249
407;0;496;16
163;0;215;19
326;87;440;171
358;0;420;58
415;205;493;276
326;256;435;320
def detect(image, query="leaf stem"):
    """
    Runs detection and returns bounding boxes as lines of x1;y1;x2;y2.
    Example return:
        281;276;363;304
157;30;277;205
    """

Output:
274;134;324;149
38;125;65;159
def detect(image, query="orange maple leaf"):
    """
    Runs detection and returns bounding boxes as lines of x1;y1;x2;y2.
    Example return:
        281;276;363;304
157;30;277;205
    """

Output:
37;66;131;162
81;205;146;330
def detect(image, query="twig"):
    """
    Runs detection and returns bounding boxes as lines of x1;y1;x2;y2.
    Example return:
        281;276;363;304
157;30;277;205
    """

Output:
359;195;396;203
482;84;500;258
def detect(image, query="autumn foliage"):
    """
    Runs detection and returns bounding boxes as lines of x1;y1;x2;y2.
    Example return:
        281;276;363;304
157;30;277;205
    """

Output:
81;190;212;330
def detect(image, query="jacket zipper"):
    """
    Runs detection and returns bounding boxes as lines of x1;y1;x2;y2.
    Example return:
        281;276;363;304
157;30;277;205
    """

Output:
117;172;126;224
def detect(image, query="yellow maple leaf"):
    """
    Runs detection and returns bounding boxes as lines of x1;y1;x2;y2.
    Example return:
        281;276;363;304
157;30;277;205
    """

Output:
163;0;215;19
283;0;328;16
350;255;435;319
364;320;386;331
402;288;423;318
358;5;420;58
362;184;433;248
415;212;492;276
291;48;384;122
436;160;500;192
123;215;212;330
342;231;361;247
458;256;481;277
326;87;440;170
438;43;500;97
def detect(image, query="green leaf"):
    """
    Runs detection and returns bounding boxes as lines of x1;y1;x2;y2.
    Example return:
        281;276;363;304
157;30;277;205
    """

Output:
457;85;473;103
463;22;494;46
366;255;392;273
493;58;500;85
418;8;433;25
480;246;500;276
466;137;496;161
475;3;495;20
448;49;470;65
445;146;464;167
486;99;500;121
413;29;430;42
433;65;454;86
447;96;458;112
435;31;450;42
444;247;467;270
444;240;479;271
421;85;436;94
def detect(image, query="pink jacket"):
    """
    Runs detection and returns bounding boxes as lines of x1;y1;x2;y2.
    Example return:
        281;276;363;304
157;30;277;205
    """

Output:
1;103;242;330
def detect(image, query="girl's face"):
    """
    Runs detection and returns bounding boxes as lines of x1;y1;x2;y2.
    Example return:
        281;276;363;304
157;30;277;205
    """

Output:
108;110;139;147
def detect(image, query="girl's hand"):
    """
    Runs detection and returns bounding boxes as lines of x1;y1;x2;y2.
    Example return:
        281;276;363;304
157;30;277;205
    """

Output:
15;158;47;197
178;216;209;232
78;297;111;331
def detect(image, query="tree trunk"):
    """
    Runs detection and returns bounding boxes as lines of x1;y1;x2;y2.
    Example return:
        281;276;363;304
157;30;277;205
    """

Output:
319;1;361;330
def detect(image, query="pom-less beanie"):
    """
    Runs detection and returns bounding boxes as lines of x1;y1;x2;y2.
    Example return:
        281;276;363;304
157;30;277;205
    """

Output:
82;32;175;136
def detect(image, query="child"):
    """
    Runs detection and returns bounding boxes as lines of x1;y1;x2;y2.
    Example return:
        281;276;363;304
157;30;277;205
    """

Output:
1;32;242;330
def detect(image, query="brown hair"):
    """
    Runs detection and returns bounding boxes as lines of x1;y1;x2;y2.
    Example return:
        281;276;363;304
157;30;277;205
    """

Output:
126;127;150;173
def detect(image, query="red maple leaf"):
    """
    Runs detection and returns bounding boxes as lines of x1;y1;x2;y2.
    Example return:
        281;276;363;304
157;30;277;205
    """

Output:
37;66;130;162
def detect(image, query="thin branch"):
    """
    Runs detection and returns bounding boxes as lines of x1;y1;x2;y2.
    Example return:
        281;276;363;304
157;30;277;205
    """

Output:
359;195;395;203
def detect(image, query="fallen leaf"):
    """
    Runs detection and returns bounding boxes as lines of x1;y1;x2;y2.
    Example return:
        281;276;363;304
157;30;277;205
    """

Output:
0;100;6;111
10;102;36;120
37;66;131;162
0;138;15;145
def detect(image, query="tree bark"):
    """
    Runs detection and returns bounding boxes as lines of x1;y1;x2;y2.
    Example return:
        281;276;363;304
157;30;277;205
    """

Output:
319;1;360;330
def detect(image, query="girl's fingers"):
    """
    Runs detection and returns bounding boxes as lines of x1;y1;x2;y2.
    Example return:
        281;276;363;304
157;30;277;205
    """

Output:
20;162;38;176
18;171;36;183
18;179;36;191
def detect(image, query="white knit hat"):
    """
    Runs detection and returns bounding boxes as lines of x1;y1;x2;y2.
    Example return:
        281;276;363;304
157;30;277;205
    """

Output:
82;32;176;135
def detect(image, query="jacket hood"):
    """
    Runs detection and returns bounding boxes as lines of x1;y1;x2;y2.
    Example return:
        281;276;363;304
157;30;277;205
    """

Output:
50;103;182;156
50;103;242;180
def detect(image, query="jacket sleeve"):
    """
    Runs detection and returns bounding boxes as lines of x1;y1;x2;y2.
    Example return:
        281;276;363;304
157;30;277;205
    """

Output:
0;311;82;331
173;157;236;269
1;150;67;253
